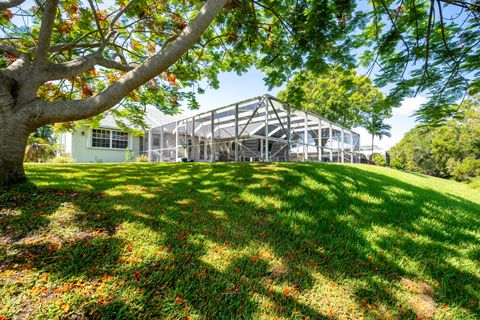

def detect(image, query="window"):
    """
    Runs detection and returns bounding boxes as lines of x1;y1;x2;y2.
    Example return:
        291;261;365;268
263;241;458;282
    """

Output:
92;129;111;148
112;131;128;149
91;129;129;149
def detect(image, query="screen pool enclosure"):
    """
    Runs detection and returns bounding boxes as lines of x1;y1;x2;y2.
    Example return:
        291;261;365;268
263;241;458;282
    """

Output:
145;94;360;163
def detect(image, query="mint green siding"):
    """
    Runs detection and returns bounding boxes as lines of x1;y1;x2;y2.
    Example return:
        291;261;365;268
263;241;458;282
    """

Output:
70;127;142;163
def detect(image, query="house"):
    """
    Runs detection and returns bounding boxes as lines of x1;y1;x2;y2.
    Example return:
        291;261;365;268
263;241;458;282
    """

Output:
56;105;182;163
58;94;361;163
358;144;390;165
359;144;387;159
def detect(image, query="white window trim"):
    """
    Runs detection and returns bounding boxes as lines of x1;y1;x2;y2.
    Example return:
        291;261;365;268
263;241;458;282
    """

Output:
88;128;131;150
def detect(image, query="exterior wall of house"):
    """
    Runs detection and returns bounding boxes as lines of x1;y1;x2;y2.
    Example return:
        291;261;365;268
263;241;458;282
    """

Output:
67;126;141;163
57;132;73;155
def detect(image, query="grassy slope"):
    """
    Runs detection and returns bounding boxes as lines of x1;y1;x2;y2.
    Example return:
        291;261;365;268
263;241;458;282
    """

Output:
1;163;479;319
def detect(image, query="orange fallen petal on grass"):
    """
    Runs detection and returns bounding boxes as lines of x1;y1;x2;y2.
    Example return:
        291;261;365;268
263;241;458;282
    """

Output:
133;270;141;281
175;296;186;304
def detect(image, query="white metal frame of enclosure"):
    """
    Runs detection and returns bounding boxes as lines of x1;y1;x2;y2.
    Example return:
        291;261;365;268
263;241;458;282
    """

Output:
144;94;360;163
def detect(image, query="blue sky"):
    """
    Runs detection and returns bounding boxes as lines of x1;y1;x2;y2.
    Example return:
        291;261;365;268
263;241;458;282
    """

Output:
180;68;425;151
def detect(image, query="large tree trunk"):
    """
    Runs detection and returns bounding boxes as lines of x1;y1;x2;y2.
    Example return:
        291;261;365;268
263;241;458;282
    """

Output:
0;122;30;187
0;76;35;188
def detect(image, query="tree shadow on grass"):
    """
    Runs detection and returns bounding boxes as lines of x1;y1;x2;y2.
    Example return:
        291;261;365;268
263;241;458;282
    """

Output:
1;162;479;318
285;164;480;316
2;164;330;318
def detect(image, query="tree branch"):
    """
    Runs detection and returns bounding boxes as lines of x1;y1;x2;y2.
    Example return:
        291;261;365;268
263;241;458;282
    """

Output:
0;0;26;10
87;0;106;42
43;54;133;80
371;0;379;39
0;44;31;79
31;0;231;124
436;0;459;65
425;0;434;73
42;56;97;80
416;0;435;96
378;0;410;78
96;56;133;71
98;0;137;52
438;0;480;10
34;0;59;66
161;34;180;51
0;57;31;80
0;44;26;58
411;0;420;49
49;42;101;53
252;0;295;37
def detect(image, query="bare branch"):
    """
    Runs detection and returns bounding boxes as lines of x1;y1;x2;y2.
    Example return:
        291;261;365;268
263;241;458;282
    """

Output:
49;42;101;53
0;44;31;79
161;34;180;51
34;0;59;66
96;56;133;71
0;0;26;10
43;54;133;80
1;57;31;79
42;55;98;80
0;44;26;58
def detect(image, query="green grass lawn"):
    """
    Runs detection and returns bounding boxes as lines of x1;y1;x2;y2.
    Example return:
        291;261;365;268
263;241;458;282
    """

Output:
1;163;479;319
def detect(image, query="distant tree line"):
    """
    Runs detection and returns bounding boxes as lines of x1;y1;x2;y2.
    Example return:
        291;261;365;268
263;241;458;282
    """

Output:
389;96;480;182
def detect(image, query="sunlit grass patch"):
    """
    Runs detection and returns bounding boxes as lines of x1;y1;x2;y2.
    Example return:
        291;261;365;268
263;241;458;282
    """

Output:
0;162;479;319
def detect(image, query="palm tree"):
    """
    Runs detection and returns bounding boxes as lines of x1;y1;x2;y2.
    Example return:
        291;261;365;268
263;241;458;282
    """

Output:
364;114;391;160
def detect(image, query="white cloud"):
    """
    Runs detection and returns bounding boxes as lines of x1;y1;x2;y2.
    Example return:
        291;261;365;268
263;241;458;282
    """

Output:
393;96;427;117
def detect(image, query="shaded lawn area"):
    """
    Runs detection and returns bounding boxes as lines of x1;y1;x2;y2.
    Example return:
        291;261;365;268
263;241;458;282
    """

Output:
1;162;479;319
